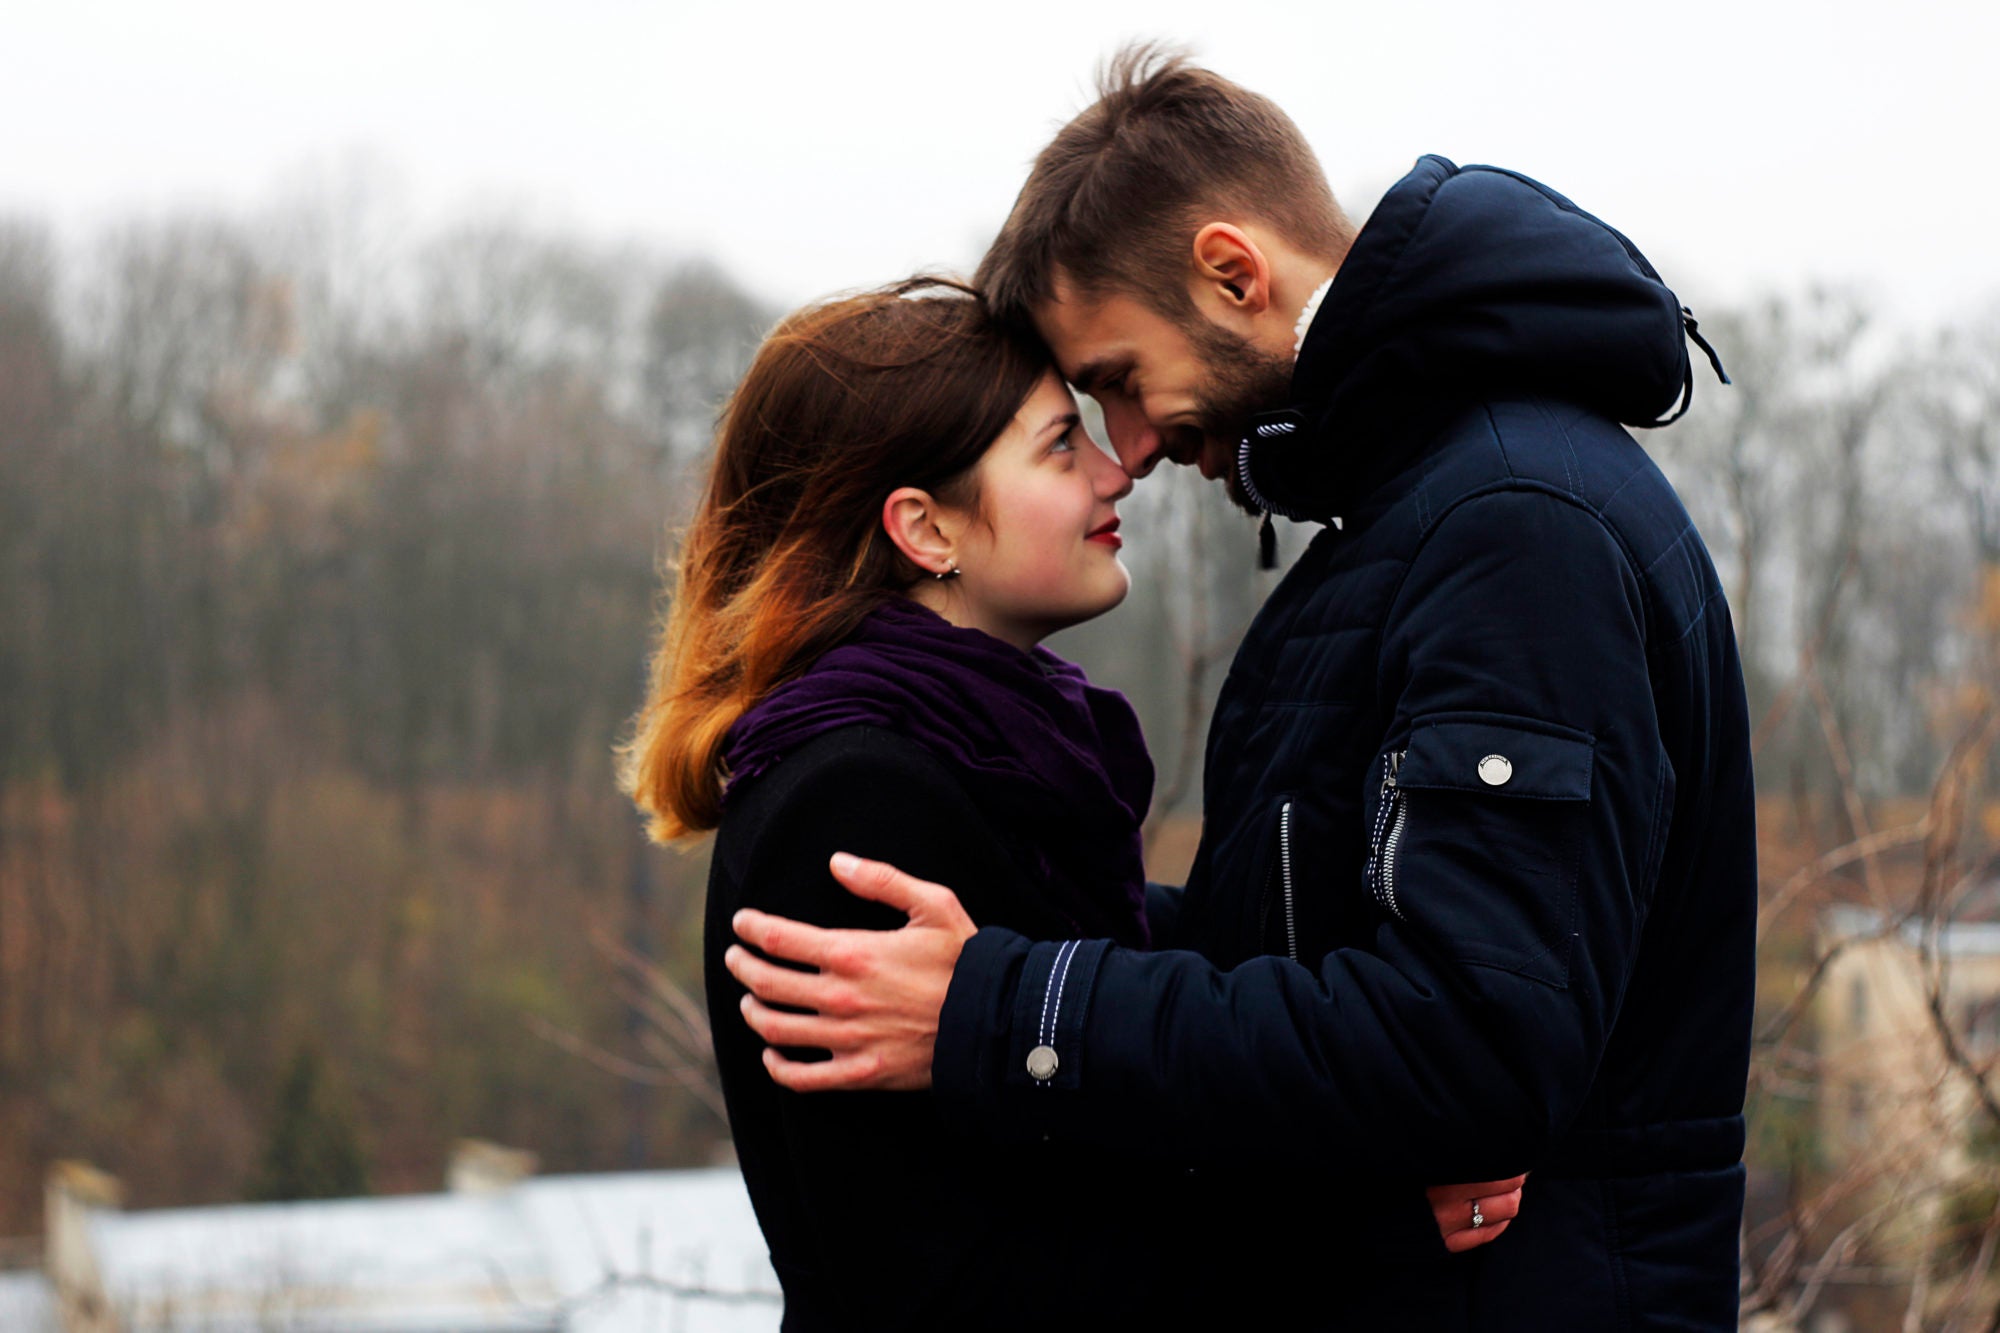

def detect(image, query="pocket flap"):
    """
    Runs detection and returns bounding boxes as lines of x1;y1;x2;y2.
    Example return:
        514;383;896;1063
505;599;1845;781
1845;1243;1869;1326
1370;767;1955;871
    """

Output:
1396;715;1594;801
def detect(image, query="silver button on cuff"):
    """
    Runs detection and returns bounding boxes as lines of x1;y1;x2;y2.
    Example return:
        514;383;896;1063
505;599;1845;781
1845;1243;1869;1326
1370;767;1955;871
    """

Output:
1026;1044;1060;1080
1478;754;1513;786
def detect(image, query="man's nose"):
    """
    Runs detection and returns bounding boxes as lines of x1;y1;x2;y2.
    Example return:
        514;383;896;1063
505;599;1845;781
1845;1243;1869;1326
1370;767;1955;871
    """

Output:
1089;440;1135;501
1101;400;1161;478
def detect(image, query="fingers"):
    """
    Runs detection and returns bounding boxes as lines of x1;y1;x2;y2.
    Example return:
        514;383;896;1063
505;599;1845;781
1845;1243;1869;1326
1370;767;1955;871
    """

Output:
1442;1219;1510;1253
762;1045;888;1093
731;908;838;970
739;993;851;1049
1429;1183;1525;1252
829;853;973;931
731;861;974;986
724;944;847;1012
727;861;965;1098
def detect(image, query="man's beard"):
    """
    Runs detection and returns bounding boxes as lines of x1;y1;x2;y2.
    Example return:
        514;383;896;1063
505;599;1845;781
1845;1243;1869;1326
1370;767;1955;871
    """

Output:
1180;317;1297;515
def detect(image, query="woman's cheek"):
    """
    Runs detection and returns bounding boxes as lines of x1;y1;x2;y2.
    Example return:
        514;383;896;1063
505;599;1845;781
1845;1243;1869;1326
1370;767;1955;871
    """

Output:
1013;542;1083;610
1016;546;1071;605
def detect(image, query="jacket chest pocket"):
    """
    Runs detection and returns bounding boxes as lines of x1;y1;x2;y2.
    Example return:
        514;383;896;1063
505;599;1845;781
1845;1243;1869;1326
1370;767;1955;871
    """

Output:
1363;715;1594;988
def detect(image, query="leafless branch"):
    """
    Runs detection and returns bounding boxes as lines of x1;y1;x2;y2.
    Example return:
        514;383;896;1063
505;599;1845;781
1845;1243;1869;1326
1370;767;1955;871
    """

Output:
1804;661;1894;915
1750;542;1860;757
525;1013;727;1121
1759;820;1931;943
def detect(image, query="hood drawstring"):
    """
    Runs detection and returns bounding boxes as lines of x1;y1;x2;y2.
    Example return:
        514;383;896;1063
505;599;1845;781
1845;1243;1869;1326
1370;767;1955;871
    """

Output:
1239;412;1312;571
1652;306;1733;427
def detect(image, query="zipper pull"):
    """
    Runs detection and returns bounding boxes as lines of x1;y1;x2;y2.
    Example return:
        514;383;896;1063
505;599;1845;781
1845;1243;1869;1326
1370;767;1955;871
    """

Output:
1383;749;1404;793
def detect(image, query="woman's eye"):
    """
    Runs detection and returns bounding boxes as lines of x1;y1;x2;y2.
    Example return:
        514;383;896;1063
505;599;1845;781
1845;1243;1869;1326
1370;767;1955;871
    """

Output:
1052;430;1078;454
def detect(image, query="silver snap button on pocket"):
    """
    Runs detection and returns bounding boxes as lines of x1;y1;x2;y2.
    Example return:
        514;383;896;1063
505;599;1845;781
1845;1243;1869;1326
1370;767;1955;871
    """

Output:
1477;755;1513;786
1026;1045;1060;1080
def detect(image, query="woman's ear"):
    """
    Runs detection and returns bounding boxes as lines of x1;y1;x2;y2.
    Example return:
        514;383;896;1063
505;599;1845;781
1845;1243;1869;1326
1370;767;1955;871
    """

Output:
882;487;958;576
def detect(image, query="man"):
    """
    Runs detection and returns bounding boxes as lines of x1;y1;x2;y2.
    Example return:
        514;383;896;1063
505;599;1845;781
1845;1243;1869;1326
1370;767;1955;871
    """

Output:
726;48;1753;1330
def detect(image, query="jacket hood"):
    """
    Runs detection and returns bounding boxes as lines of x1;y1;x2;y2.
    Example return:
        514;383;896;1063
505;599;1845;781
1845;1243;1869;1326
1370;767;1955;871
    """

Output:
1242;155;1720;521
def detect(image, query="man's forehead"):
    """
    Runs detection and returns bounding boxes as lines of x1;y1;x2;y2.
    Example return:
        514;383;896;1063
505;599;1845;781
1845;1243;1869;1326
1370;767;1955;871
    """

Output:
1033;275;1100;339
1034;283;1135;385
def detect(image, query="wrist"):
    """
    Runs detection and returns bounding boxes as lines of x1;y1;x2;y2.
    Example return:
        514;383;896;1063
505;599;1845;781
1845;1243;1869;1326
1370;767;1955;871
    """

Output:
933;928;1027;1122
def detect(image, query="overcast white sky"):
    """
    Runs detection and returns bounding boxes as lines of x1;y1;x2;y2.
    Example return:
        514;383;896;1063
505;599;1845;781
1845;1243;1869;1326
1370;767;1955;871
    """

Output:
4;0;1996;327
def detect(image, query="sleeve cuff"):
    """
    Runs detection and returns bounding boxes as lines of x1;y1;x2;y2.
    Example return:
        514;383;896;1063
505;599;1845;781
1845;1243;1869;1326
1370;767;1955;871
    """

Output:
934;929;1109;1140
1006;937;1107;1092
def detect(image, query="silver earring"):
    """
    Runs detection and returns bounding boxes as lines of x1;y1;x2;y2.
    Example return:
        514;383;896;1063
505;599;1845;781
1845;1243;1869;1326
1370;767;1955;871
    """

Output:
934;560;961;581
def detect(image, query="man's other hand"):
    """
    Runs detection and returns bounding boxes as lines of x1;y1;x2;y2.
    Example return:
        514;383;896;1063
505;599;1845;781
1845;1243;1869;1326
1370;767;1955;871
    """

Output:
1426;1175;1527;1253
725;852;976;1092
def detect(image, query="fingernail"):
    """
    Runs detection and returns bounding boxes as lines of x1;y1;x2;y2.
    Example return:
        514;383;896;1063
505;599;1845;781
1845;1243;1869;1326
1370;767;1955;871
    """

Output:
739;993;753;1012
830;852;858;877
732;910;750;931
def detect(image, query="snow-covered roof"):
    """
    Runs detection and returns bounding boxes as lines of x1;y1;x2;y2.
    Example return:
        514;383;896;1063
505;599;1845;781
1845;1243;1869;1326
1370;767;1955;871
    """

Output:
0;1270;57;1333
1823;904;2000;958
85;1167;779;1333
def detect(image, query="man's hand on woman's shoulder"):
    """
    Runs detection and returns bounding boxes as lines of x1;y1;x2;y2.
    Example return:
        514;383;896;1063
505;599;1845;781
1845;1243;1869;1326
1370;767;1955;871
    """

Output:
726;852;975;1092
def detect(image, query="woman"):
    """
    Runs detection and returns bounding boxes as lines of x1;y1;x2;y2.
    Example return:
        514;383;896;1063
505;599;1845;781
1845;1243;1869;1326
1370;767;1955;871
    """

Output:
620;279;1515;1329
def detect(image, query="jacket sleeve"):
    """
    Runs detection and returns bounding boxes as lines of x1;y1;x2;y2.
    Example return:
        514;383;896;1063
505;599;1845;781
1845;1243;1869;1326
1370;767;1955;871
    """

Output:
933;489;1672;1183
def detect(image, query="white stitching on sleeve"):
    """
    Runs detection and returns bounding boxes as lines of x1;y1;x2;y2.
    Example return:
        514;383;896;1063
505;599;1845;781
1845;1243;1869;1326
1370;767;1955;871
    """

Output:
1046;941;1081;1046
1037;940;1079;1050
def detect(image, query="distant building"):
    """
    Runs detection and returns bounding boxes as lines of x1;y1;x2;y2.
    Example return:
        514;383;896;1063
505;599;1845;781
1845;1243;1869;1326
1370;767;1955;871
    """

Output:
13;1142;779;1333
1815;905;2000;1189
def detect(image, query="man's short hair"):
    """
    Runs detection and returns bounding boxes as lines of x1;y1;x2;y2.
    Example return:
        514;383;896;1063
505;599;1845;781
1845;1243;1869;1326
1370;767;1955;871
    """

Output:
975;44;1354;331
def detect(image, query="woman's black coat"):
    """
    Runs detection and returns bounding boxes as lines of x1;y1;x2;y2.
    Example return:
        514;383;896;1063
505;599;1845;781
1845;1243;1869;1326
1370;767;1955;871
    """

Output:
704;724;1176;1332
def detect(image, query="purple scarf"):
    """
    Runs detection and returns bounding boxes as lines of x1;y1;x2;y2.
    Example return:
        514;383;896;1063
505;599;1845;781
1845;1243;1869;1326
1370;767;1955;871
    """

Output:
722;599;1152;947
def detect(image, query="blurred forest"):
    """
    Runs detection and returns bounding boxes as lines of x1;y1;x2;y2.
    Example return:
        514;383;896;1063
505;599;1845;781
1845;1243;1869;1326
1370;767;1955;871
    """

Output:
0;199;778;1228
3;188;2000;1325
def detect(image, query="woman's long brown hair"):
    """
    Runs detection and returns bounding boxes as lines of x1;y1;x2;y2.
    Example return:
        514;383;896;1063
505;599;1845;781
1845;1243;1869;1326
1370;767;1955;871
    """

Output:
619;277;1050;842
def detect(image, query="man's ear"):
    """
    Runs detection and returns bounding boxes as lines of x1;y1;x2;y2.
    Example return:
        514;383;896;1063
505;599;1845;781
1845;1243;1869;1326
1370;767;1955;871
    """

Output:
1191;222;1274;319
882;487;958;576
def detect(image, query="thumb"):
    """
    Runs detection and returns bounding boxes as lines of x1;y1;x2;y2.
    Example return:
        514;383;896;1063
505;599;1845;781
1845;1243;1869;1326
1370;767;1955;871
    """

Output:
829;852;968;927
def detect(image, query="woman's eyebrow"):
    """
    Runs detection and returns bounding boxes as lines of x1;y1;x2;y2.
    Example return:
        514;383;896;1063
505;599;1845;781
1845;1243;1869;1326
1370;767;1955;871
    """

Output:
1042;410;1081;437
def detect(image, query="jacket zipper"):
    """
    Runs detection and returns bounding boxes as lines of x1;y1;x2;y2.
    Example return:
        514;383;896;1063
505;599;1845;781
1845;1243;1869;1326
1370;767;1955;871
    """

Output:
1374;751;1409;922
1279;800;1299;963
